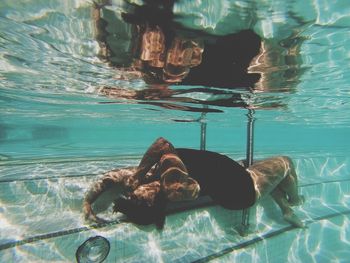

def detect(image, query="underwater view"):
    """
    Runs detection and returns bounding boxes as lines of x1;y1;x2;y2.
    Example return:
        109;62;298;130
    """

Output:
1;0;350;262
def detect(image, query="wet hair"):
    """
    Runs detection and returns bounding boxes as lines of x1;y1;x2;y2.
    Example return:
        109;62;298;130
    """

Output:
160;167;200;201
113;191;167;229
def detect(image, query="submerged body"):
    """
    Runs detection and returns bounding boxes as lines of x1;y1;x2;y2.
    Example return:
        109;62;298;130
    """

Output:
175;148;256;209
83;138;304;228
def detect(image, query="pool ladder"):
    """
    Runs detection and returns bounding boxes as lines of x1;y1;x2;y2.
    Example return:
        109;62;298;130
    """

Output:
199;108;255;236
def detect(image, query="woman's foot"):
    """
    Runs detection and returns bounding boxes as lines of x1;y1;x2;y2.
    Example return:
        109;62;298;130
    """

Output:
283;211;306;228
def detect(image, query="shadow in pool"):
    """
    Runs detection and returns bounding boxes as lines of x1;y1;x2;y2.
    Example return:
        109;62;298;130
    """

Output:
31;125;68;140
0;123;9;142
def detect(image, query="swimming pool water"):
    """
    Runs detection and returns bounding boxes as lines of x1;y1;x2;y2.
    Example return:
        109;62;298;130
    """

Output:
1;0;350;262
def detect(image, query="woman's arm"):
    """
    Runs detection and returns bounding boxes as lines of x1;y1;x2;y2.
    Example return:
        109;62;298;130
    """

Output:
83;167;136;223
133;137;177;184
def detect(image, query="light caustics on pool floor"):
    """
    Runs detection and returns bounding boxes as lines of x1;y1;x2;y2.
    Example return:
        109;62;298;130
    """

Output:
0;156;349;262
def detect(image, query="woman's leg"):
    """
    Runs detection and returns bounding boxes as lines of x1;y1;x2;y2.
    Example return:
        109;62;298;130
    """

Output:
270;187;305;228
248;157;288;199
248;156;305;227
275;157;304;206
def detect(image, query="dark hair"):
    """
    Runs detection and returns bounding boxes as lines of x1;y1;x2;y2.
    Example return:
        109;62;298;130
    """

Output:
113;193;167;229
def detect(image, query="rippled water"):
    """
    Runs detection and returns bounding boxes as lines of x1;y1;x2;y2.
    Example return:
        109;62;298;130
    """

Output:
1;0;350;262
1;0;349;161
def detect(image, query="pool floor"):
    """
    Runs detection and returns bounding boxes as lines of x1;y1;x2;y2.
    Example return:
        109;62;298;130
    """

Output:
0;157;349;262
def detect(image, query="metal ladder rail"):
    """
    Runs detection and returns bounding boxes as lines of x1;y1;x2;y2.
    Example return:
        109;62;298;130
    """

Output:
199;108;256;235
200;111;207;150
241;109;255;235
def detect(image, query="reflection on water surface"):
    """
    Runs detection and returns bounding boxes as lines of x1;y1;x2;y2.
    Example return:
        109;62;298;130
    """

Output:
93;0;305;112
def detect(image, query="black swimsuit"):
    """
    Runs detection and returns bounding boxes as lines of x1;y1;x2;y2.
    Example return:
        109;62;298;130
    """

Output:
175;148;256;209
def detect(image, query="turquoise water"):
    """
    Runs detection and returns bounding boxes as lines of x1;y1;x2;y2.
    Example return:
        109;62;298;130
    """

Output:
1;0;350;262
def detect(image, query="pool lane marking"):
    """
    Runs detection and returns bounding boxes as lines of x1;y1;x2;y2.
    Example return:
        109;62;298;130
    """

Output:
0;219;126;251
0;207;349;253
300;177;350;187
0;173;100;183
191;209;350;263
1;173;350;185
0;155;141;167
